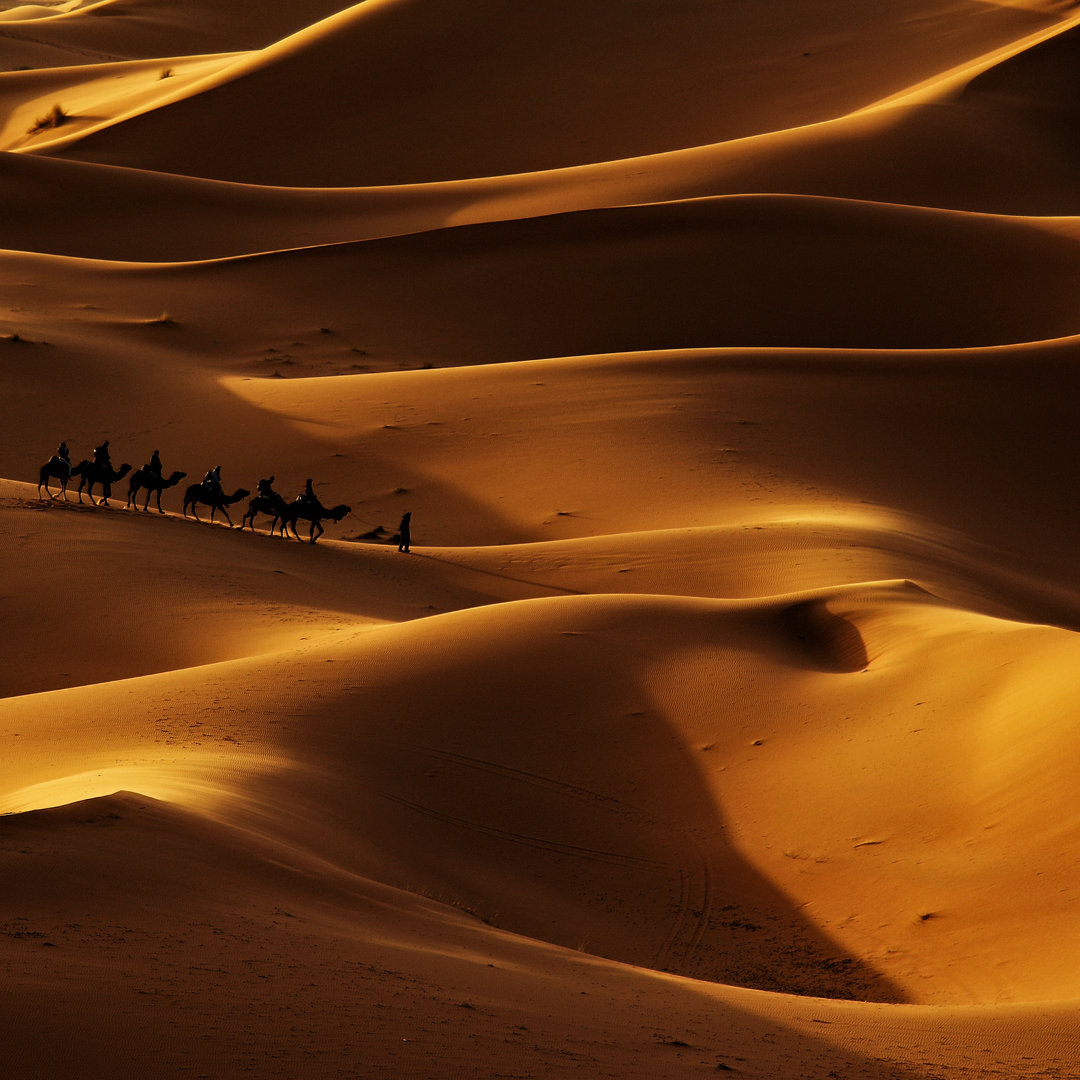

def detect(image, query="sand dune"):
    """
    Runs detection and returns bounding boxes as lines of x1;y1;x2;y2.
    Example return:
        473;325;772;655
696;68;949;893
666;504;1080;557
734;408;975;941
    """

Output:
3;17;1079;261
5;195;1080;371
0;0;356;67
25;0;1068;184
5;1;1080;1077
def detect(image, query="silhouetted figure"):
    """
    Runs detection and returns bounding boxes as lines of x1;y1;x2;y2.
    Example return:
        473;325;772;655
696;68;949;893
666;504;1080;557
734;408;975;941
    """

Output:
127;466;188;513
93;439;111;468
183;481;251;526
39;441;79;498
397;511;412;553
278;497;351;544
78;459;131;506
53;440;72;480
148;449;162;477
204;464;222;498
241;481;290;533
296;477;316;506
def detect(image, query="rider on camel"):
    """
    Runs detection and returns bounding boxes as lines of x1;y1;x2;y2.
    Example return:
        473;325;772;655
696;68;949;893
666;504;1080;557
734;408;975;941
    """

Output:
53;440;72;480
148;449;163;477
94;440;111;468
204;464;223;498
257;475;276;500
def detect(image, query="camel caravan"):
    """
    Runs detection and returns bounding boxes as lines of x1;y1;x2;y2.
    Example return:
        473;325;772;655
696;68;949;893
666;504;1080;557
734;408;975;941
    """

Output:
38;441;351;544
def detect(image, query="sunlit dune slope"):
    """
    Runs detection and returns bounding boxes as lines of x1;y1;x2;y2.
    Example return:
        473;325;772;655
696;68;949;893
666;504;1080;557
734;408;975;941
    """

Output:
30;0;1066;184
0;477;504;698
218;341;1080;605
6;336;1080;621
7;0;1080;1075
5;576;1080;1006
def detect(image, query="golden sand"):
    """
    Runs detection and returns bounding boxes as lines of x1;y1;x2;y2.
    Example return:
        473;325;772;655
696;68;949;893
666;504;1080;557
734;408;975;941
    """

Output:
3;1;1080;1075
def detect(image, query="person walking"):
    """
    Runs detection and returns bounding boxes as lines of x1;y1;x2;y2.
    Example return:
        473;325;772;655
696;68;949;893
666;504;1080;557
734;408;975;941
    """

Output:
397;511;412;553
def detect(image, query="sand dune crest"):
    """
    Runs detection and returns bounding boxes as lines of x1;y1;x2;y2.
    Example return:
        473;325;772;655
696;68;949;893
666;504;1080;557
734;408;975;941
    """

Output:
6;2;1080;1076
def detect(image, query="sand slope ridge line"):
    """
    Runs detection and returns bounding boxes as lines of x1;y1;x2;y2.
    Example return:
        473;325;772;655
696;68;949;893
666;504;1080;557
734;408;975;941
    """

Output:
851;6;1080;115
34;0;1074;185
7;192;1077;358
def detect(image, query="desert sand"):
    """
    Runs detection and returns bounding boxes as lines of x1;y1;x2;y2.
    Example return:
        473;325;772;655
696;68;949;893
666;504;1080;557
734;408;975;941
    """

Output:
3;0;1080;1076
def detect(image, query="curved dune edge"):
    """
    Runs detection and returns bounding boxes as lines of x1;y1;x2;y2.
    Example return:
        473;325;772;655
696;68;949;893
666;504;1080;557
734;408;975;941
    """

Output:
16;0;1077;185
3;196;1080;369
6;2;1080;1076
5;575;1080;1008
3;796;1076;1080
3;15;1080;262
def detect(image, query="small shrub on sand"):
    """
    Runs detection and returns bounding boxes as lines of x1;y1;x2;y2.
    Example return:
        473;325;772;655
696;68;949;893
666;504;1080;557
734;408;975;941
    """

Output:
27;104;67;135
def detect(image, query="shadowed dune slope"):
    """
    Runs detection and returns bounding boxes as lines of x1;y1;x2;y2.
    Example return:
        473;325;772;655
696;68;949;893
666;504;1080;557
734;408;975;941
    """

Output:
5;567;1080;1007
4;196;1080;365
1;791;954;1080
8;1;1080;1077
34;0;1066;184
2;14;1079;260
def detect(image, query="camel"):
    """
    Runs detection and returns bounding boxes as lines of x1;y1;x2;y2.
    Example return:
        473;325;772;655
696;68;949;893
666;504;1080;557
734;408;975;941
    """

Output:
76;460;132;506
37;456;86;501
126;468;188;513
276;498;351;544
239;491;291;534
182;483;251;526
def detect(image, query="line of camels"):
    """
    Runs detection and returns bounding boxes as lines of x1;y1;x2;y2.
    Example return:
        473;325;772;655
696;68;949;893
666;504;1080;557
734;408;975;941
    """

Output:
37;456;351;543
